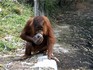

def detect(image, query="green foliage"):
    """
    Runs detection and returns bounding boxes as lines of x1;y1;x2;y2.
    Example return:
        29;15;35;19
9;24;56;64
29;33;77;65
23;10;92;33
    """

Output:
0;0;34;51
0;40;16;51
17;0;26;3
44;0;87;16
13;7;22;15
45;0;58;16
0;41;5;51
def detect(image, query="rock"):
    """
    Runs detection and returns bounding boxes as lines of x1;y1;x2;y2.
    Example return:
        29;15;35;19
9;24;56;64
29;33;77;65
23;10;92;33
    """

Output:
31;55;57;70
6;54;58;70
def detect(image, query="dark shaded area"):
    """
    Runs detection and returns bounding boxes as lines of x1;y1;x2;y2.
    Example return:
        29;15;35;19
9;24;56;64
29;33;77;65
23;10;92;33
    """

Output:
55;50;93;70
54;2;93;70
17;0;34;6
57;0;77;10
26;0;34;6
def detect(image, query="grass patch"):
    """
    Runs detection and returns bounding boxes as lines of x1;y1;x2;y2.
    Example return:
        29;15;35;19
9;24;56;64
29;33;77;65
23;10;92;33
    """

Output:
0;0;34;51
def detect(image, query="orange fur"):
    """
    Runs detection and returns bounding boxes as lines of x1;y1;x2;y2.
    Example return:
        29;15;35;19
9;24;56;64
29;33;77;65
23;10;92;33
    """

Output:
20;16;56;59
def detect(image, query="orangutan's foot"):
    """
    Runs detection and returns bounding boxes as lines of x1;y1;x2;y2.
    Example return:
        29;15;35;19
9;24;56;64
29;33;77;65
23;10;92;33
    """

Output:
51;56;60;63
19;55;31;61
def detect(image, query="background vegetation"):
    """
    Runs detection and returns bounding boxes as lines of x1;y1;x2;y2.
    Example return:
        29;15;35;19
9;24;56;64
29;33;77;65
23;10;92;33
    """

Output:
0;0;33;51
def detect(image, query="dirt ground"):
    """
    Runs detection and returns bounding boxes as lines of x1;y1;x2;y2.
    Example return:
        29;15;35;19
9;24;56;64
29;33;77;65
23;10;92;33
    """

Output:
54;2;93;70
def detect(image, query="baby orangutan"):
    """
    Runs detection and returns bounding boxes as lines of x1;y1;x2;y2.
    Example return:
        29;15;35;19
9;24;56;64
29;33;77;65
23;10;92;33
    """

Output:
20;16;59;62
